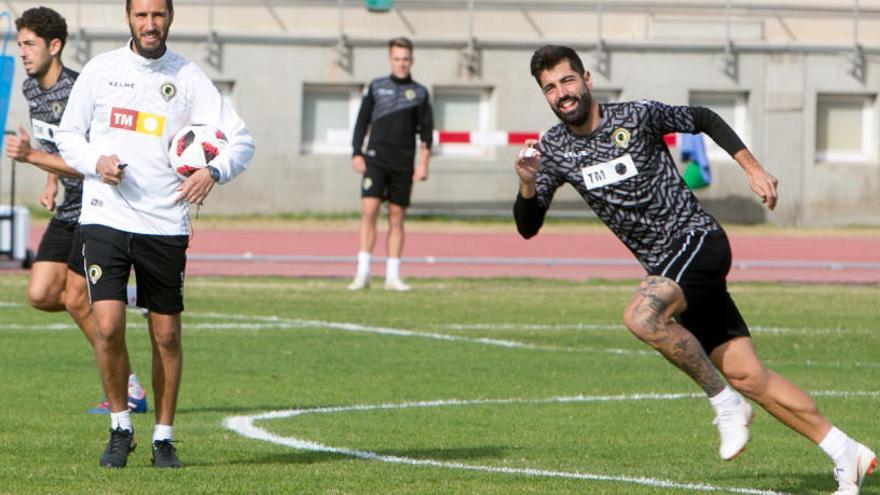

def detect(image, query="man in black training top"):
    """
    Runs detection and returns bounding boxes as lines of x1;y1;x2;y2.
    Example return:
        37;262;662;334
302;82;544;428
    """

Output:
349;36;433;292
513;45;875;495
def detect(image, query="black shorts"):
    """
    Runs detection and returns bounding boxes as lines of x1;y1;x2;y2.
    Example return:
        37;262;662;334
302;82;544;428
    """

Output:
650;229;750;354
361;162;413;208
35;218;86;276
81;224;189;314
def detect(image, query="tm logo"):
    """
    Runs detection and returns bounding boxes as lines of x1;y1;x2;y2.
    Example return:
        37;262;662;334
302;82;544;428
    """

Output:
110;107;165;137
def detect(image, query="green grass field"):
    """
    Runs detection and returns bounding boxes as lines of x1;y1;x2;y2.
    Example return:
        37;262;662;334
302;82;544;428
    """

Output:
0;274;877;494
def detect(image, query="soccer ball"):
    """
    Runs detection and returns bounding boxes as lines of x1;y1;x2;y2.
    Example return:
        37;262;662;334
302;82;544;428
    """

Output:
168;124;228;180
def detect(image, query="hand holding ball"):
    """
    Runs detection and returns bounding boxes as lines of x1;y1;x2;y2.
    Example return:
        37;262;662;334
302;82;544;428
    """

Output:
519;147;538;160
168;124;228;180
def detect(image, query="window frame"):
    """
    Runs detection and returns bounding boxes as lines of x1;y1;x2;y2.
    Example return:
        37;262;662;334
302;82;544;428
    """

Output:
300;83;363;155
688;91;749;161
431;85;494;158
815;93;876;164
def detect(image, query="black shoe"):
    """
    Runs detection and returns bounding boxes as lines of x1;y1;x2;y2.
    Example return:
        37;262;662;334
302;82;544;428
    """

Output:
99;428;136;468
151;440;182;468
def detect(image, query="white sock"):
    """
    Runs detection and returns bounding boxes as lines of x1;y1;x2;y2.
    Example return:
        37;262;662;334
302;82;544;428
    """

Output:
356;251;371;278
127;373;144;398
153;424;173;443
126;285;138;307
110;410;132;432
386;257;401;281
708;386;741;412
819;427;855;465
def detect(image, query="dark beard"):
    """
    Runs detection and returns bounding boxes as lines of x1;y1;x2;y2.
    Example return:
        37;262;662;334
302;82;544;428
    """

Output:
27;59;50;79
129;27;168;59
552;90;592;128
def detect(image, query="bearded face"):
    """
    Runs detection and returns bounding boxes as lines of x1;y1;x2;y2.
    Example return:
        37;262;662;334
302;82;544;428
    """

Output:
538;60;596;131
550;87;592;128
127;0;172;59
17;28;54;79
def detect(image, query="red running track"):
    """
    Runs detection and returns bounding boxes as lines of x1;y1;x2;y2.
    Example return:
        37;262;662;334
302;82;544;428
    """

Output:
23;225;880;283
183;228;879;284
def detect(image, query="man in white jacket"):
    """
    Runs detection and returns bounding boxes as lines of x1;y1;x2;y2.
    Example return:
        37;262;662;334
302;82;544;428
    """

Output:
56;0;255;469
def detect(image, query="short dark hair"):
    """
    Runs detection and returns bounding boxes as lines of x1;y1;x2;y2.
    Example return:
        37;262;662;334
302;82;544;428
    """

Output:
530;45;586;85
15;7;68;54
388;37;413;52
126;0;175;14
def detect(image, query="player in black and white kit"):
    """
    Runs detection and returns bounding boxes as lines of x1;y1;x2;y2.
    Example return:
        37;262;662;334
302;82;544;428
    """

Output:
6;6;147;416
514;46;875;494
349;37;433;292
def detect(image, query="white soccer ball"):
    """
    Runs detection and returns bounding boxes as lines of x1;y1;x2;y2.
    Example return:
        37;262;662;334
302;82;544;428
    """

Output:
168;124;228;180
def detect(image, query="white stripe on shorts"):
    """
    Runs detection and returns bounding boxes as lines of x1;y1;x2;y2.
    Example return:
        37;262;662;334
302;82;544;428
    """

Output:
671;230;708;283
659;231;693;279
82;243;93;305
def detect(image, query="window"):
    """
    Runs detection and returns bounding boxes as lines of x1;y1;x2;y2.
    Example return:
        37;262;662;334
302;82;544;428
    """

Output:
432;86;493;157
301;85;362;154
689;91;748;159
816;94;876;163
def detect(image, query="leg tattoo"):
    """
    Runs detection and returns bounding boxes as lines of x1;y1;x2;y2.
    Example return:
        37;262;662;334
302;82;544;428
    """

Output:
628;277;726;396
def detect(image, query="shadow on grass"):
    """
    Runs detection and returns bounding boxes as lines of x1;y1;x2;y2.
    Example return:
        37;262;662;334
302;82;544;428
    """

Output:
778;471;867;495
191;446;509;468
187;450;352;467
176;404;317;414
716;469;849;495
373;445;508;461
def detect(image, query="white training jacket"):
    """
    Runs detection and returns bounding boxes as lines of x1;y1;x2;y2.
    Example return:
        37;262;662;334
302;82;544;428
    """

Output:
57;42;255;236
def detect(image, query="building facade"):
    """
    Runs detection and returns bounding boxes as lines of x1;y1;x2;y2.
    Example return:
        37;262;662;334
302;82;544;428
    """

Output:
4;0;879;226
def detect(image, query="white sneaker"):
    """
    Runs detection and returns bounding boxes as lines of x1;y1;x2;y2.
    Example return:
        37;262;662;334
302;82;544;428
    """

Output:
347;276;370;291
713;399;753;461
383;278;411;291
833;443;877;495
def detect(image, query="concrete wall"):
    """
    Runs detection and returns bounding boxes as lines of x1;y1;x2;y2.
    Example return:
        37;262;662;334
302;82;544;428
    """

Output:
2;1;879;226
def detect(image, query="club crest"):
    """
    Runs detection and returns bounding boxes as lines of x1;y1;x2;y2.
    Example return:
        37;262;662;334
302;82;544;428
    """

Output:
51;101;65;118
611;128;631;149
88;264;103;284
160;82;177;102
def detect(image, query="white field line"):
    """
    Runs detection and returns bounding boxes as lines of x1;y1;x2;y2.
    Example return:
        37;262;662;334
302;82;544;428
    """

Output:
188;312;656;356
4;315;879;368
0;317;648;356
440;322;876;336
225;392;880;495
443;322;627;331
765;360;880;369
0;314;868;339
0;301;23;308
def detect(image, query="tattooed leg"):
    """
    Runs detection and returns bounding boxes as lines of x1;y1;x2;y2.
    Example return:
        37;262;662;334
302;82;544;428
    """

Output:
623;276;726;396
